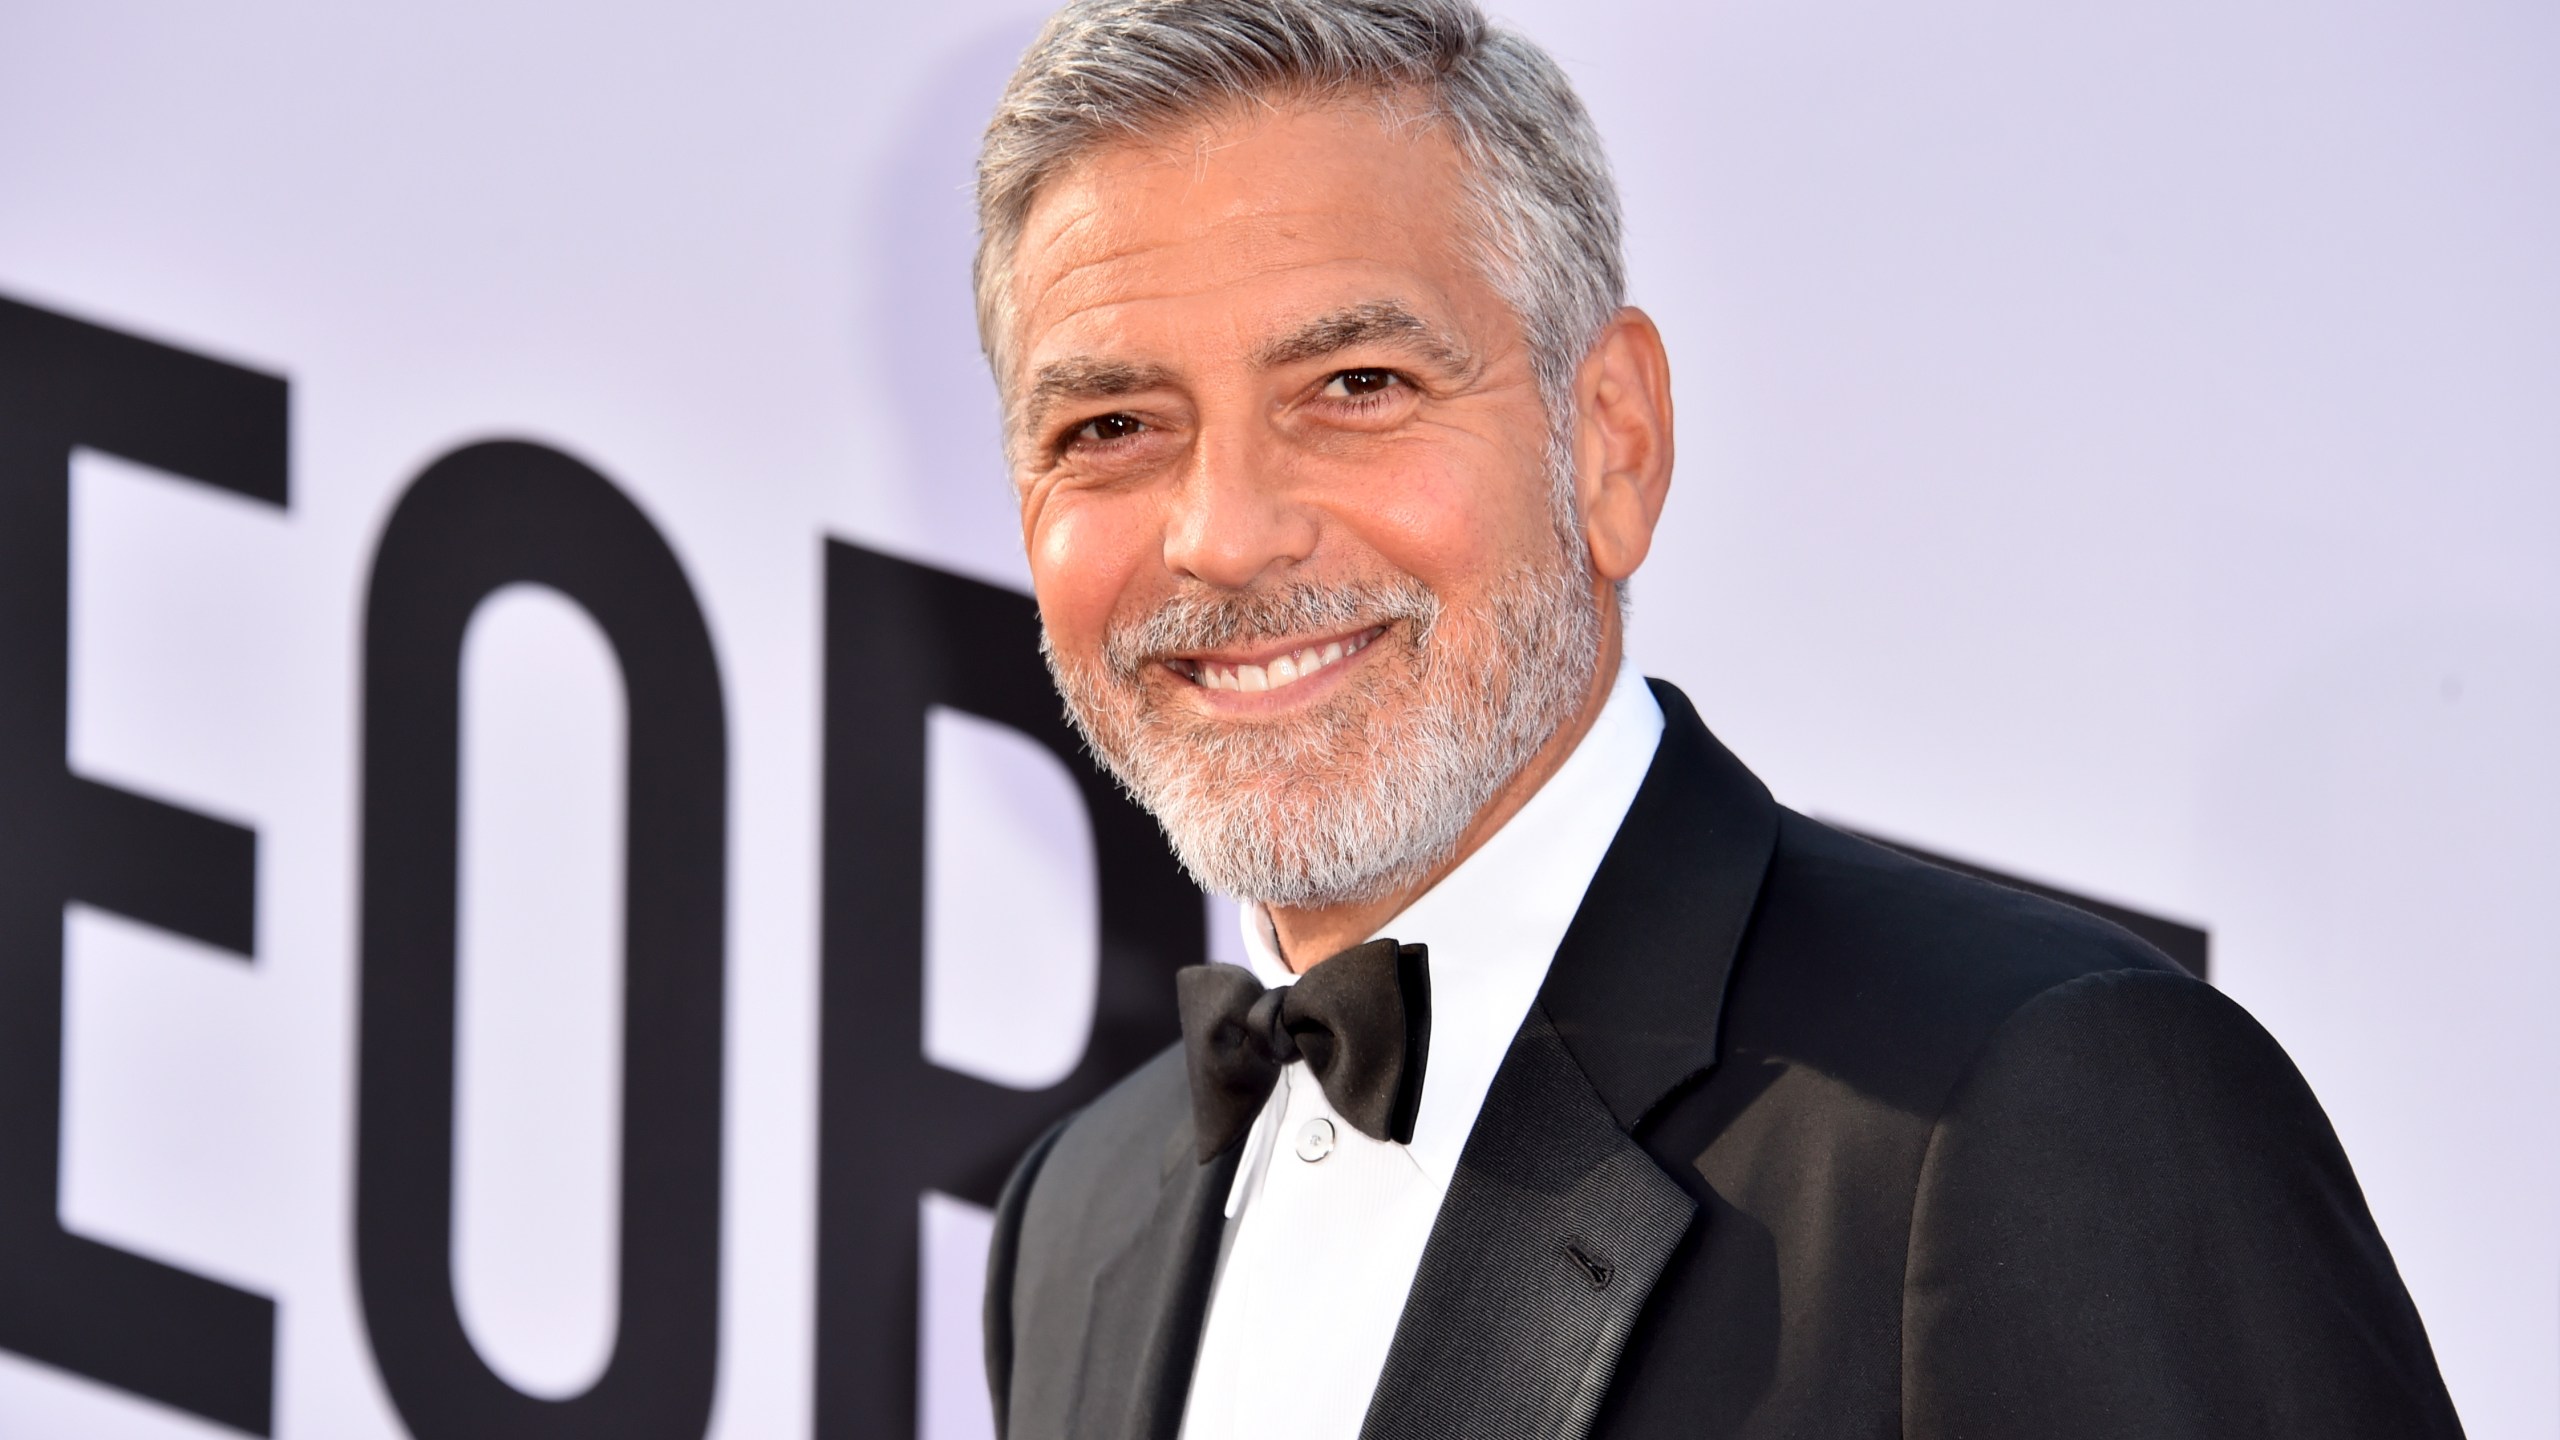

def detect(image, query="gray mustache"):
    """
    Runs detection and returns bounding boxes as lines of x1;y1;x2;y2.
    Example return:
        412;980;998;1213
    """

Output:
1104;578;1441;678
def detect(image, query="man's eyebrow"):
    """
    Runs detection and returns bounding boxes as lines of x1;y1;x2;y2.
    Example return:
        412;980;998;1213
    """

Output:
1019;357;1180;436
1251;301;1477;376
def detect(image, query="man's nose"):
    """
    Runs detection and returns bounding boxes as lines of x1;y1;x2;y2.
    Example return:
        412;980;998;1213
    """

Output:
1160;428;1316;591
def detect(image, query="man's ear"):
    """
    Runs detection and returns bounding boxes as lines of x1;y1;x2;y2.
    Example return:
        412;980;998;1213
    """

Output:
1569;307;1675;583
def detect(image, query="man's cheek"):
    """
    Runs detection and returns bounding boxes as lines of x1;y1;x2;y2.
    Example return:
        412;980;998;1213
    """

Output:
1030;505;1143;658
1343;464;1517;588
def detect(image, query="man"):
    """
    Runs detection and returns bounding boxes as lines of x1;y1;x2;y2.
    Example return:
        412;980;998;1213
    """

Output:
971;1;2464;1436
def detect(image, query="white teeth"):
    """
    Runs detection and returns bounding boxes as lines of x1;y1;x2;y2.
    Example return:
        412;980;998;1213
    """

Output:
1192;628;1379;693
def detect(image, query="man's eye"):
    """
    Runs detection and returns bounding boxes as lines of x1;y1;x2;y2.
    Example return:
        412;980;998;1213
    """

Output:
1320;369;1401;400
1072;413;1145;445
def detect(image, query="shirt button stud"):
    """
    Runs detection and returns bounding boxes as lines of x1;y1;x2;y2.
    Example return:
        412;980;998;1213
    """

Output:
1294;1117;1337;1163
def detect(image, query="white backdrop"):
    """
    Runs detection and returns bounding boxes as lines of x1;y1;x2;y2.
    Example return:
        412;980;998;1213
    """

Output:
2;1;2553;1436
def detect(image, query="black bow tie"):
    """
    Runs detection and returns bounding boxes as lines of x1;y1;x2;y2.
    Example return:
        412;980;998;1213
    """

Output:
1175;939;1432;1164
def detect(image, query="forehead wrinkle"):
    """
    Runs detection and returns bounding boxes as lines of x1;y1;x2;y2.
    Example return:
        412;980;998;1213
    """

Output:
1030;204;1373;300
1015;232;1289;357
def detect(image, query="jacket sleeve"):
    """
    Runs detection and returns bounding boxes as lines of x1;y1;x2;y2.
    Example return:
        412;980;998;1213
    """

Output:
983;1115;1073;1439
1901;967;2465;1439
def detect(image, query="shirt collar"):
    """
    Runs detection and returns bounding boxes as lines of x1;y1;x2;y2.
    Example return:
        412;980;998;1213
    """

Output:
1234;662;1665;1183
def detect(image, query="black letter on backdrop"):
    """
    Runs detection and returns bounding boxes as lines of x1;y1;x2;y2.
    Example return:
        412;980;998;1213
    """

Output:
815;541;1202;1437
0;295;284;1433
357;442;727;1439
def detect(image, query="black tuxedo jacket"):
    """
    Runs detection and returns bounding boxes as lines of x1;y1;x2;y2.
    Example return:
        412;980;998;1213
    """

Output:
983;681;2463;1439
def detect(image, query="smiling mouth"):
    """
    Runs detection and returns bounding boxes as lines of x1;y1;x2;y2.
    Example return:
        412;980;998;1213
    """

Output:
1167;626;1385;694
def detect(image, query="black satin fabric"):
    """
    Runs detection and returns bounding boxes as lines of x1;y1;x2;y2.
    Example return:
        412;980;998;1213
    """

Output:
1175;938;1431;1162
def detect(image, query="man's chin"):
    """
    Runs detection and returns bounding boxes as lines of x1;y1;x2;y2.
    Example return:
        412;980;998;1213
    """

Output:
1161;802;1447;912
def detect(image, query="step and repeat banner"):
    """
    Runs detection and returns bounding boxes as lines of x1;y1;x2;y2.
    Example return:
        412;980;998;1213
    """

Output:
2;2;2552;1437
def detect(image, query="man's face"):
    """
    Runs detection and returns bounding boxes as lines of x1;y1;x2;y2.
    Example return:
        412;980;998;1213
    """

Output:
1006;98;1605;906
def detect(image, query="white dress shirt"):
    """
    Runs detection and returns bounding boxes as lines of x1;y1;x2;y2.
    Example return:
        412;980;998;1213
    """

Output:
1176;664;1666;1440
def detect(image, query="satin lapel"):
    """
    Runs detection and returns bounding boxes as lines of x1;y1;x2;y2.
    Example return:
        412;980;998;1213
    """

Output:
1359;680;1779;1440
1358;1005;1696;1440
1544;679;1779;1128
1065;1126;1237;1440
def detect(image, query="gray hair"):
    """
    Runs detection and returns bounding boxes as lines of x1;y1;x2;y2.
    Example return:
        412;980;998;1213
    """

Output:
973;0;1626;436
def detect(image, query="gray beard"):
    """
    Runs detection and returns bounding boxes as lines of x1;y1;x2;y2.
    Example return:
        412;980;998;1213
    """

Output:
1044;552;1604;909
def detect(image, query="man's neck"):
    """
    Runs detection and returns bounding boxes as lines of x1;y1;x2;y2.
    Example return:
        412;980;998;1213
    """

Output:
1265;621;1626;972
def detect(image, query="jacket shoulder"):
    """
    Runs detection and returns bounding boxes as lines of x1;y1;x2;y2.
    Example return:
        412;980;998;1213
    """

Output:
1722;813;2187;1113
1902;966;2464;1435
1770;811;2182;985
